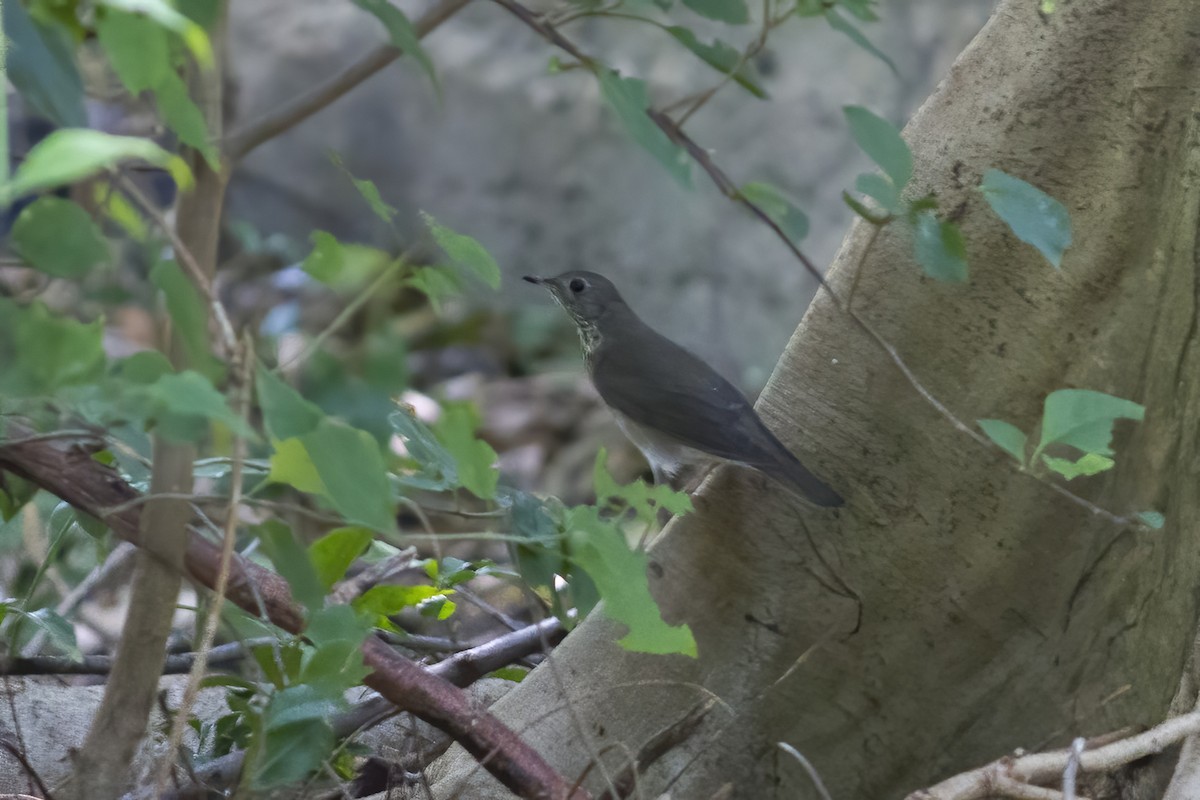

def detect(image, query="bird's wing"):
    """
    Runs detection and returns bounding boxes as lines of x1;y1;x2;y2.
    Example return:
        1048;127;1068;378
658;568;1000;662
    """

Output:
591;326;779;463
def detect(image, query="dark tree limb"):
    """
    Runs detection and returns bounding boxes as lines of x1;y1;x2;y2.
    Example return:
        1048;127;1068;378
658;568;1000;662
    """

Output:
0;431;585;800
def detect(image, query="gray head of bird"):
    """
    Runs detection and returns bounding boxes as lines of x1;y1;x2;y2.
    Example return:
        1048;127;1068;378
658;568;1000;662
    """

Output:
522;271;628;327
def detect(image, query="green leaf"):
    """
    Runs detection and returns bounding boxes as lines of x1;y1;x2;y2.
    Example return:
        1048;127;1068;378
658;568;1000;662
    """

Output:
665;27;765;97
149;261;223;381
96;9;171;94
23;608;82;660
1137;510;1164;529
251;715;335;787
404;265;462;314
1;129;191;204
0;300;106;395
593;449;692;522
854;172;901;215
266;437;326;495
354;584;446;617
566;506;696;656
308;527;375;590
842;190;891;225
96;0;213;67
844;106;912;188
301;231;390;287
388;407;458;491
142;370;256;442
681;0;749;24
977;419;1027;464
825;9;897;76
330;153;397;223
155;71;219;168
434;403;499;500
596;69;691;188
1037;389;1144;456
1041;453;1115;480
979;169;1073;268
256;366;324;441
10;197;110;278
912;211;968;282
302;420;397;533
257;519;326;611
351;0;439;91
302;605;372;689
508;490;565;590
3;0;87;126
740;182;808;242
421;213;502;289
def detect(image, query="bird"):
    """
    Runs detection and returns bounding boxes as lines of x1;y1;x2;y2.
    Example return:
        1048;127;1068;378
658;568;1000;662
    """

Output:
523;271;843;507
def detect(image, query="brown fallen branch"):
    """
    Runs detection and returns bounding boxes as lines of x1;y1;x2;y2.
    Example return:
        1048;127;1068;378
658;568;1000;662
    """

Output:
0;431;585;800
164;616;568;797
908;714;1200;800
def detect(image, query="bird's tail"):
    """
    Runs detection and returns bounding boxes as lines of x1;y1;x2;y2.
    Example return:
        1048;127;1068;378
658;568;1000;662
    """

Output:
762;452;844;508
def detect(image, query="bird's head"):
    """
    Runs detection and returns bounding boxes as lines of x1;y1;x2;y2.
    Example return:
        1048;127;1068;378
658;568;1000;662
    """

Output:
522;271;627;328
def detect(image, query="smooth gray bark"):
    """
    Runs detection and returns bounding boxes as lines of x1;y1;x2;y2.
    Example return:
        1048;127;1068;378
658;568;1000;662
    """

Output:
430;1;1200;797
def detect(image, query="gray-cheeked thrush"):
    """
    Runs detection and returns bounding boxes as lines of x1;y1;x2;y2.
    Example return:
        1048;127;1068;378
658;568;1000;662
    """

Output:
524;271;843;507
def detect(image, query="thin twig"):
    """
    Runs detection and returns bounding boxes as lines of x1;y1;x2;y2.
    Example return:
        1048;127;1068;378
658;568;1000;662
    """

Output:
152;333;253;795
223;0;474;160
3;638;272;676
117;175;238;358
275;255;409;374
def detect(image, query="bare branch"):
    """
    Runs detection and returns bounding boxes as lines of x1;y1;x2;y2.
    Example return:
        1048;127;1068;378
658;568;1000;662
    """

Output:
224;0;474;161
909;711;1200;800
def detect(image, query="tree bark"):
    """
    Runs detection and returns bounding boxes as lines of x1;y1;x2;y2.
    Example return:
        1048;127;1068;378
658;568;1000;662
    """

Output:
429;1;1200;797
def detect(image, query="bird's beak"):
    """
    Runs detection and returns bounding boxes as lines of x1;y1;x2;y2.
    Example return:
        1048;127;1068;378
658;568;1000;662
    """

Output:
522;275;545;285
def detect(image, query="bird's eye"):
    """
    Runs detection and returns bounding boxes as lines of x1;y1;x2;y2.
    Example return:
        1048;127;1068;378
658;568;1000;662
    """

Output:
569;278;587;293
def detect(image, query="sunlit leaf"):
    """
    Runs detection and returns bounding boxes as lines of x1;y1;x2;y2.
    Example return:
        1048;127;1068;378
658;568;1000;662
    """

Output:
308;527;375;590
96;0;213;67
1;129;191;204
1041;452;1114;480
266;437;326;495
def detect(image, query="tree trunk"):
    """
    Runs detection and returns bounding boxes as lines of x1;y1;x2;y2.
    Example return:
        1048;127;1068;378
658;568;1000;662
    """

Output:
429;1;1200;797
